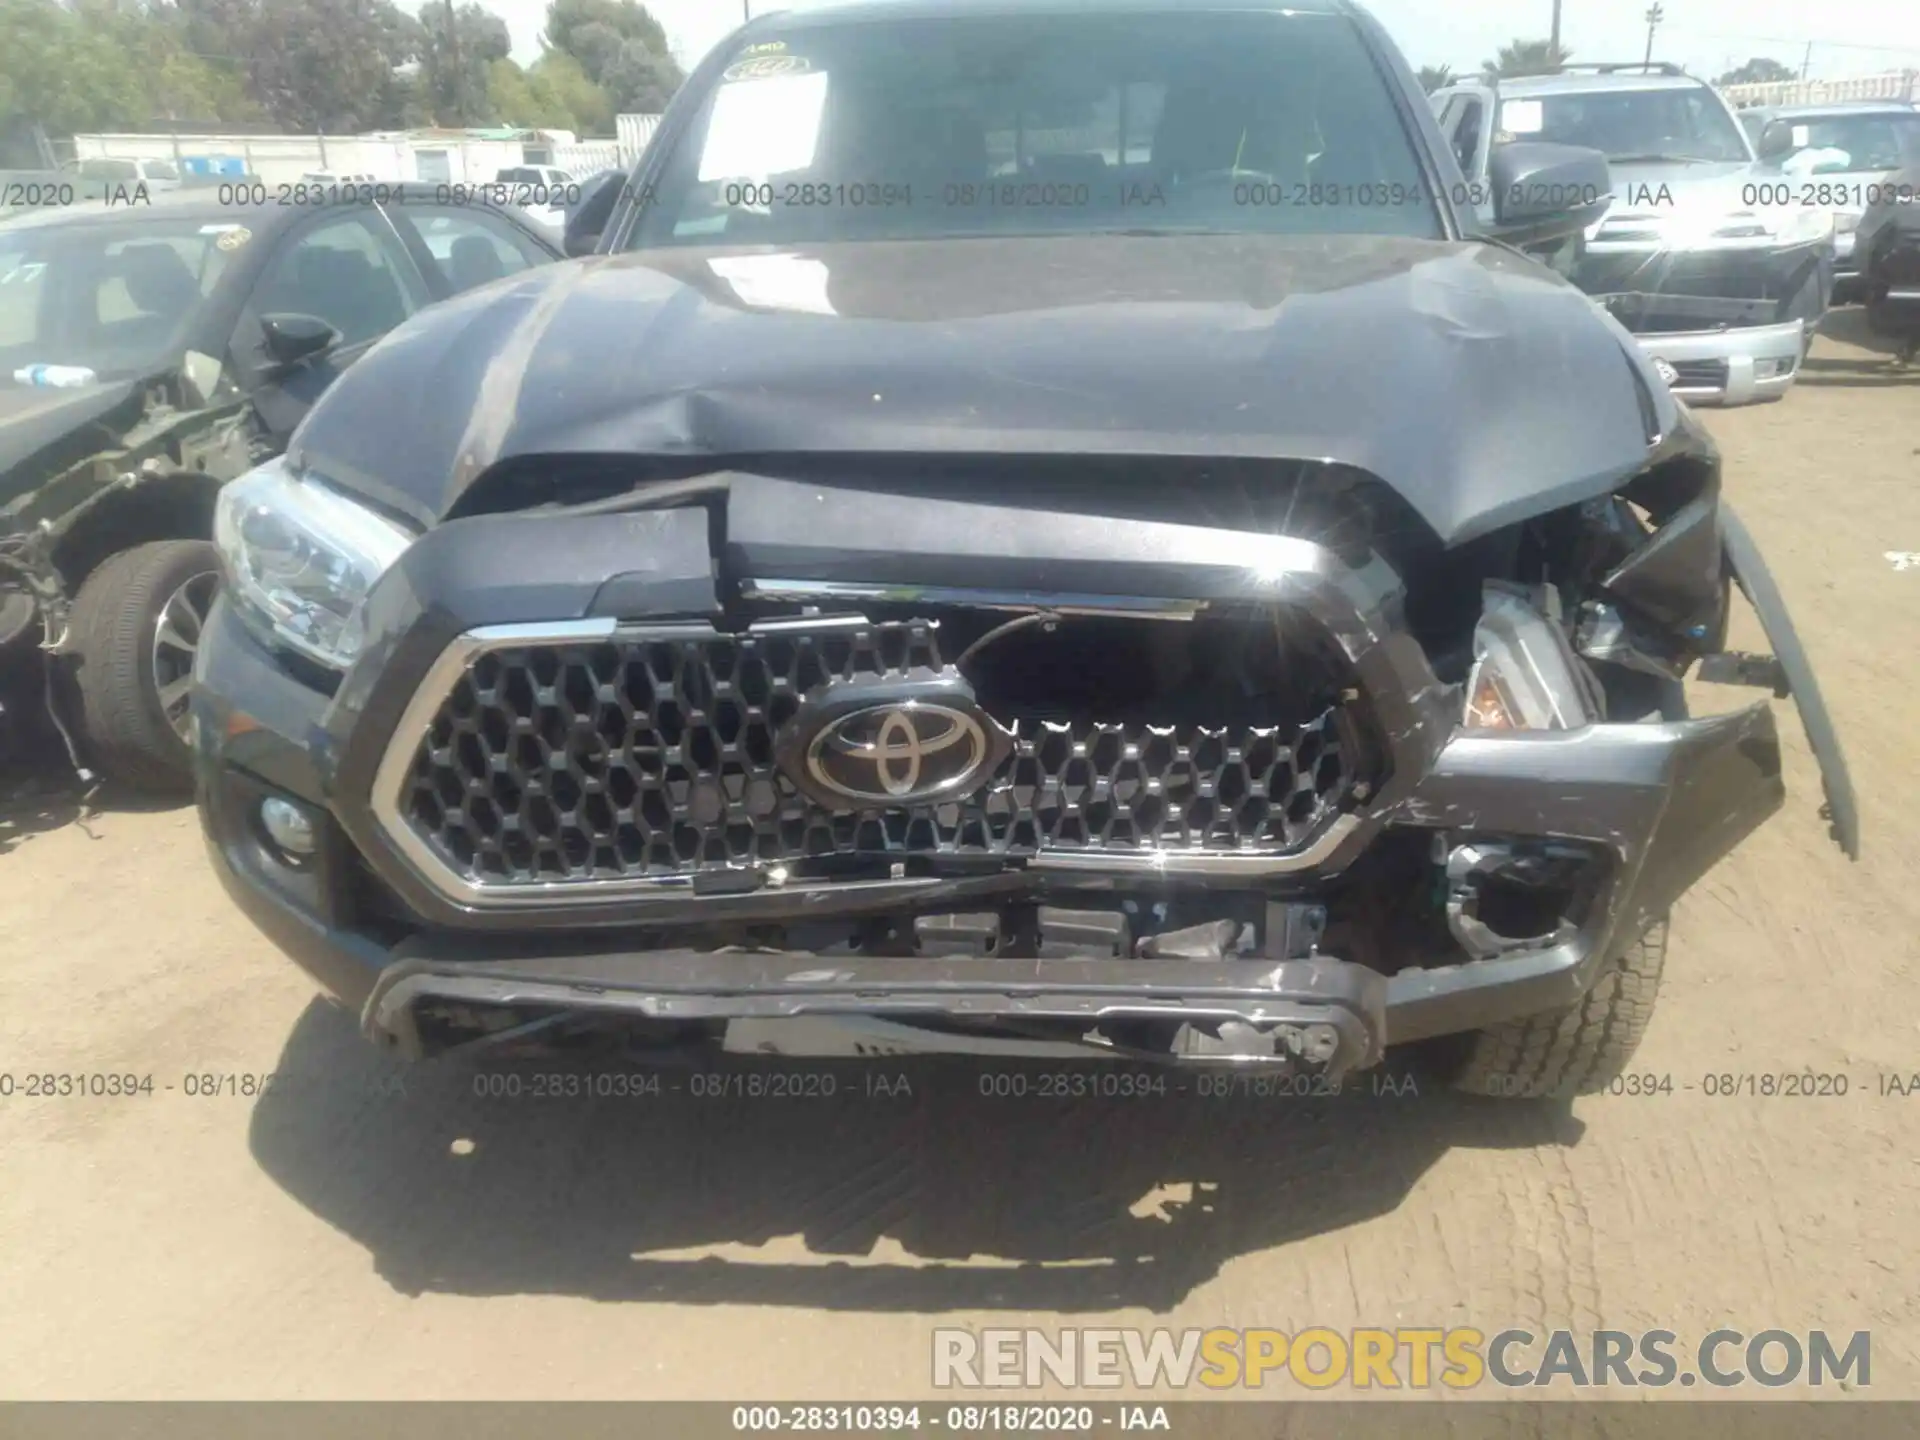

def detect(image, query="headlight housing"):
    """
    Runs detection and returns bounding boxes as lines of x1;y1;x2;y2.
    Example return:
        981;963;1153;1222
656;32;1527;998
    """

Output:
1462;586;1597;731
213;455;414;670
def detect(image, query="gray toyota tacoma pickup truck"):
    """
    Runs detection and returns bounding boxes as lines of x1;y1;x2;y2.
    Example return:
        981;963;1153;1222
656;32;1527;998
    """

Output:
193;0;1858;1098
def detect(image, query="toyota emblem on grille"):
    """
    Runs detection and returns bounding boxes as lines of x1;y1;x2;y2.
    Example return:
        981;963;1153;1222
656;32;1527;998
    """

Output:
805;701;992;804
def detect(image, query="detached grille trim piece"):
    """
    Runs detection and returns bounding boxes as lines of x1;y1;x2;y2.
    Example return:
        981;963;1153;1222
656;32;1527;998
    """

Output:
368;617;1363;911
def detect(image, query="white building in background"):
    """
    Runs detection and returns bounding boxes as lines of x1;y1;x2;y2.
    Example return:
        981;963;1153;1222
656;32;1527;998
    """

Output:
70;118;662;186
1720;69;1917;109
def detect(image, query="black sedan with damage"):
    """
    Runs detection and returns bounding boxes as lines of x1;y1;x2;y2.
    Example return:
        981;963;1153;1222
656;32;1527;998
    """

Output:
0;185;560;788
193;0;1858;1098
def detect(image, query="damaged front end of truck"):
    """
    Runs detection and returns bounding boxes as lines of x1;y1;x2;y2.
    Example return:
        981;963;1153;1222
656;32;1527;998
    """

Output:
194;416;1856;1085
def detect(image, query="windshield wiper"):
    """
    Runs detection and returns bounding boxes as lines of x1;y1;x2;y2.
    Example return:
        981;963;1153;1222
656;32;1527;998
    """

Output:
1605;153;1716;165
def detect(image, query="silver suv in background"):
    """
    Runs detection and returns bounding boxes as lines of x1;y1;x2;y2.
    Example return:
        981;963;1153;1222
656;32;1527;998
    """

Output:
1736;100;1920;302
1433;63;1834;405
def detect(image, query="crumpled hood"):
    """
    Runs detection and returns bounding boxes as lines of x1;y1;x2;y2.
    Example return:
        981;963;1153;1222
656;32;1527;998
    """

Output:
290;233;1673;548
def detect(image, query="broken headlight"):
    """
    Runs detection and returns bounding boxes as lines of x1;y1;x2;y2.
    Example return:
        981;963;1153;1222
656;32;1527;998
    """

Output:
213;455;413;670
1462;584;1599;731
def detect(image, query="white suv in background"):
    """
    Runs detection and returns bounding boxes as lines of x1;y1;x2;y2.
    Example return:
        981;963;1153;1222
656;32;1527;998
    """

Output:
1433;64;1835;405
70;156;184;194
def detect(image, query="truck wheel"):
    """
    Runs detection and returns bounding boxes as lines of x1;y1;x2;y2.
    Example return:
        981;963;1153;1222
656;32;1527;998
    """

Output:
66;539;222;795
1446;919;1668;1099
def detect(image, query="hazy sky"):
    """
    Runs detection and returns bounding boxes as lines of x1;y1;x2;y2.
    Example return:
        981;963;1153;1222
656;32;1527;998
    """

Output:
481;0;1920;87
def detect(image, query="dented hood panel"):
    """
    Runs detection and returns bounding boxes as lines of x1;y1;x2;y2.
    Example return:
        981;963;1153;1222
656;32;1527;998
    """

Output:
288;234;1672;546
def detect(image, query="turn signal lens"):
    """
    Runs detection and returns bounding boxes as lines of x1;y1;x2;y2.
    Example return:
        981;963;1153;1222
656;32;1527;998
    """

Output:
1464;665;1523;730
1461;587;1597;732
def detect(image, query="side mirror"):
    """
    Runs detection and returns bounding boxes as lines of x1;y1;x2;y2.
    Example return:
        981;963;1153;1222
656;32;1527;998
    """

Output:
1485;141;1613;246
1757;120;1796;162
564;169;625;258
260;312;340;370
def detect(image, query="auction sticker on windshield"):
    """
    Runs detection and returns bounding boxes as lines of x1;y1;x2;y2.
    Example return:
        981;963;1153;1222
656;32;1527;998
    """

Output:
700;67;829;181
1501;100;1544;135
723;53;811;81
199;223;253;251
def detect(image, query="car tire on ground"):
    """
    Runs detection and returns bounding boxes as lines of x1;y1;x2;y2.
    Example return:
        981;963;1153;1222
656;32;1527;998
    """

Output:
66;539;222;795
1445;919;1669;1098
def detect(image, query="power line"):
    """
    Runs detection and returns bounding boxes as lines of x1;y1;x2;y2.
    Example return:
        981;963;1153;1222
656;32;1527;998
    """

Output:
1664;28;1920;57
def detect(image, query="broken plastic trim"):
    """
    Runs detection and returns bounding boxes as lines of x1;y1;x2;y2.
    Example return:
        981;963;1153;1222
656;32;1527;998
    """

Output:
1442;837;1596;959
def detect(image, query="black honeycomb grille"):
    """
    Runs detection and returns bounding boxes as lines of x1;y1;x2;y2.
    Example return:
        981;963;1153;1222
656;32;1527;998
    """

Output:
398;622;1356;887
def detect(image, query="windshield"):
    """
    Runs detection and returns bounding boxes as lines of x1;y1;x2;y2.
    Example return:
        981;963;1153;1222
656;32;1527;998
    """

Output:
0;218;238;381
1780;112;1920;173
627;9;1442;249
1504;86;1751;164
79;158;140;180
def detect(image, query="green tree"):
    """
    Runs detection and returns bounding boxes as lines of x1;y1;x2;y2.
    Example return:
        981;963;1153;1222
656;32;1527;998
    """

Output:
235;0;422;131
1717;58;1796;86
1416;65;1455;94
541;0;681;113
487;57;577;130
529;49;613;135
421;0;510;126
1482;39;1571;79
542;0;669;70
0;0;263;134
598;38;680;113
0;0;149;133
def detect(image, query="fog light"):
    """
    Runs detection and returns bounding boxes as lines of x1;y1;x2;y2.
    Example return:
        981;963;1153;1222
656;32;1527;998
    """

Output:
259;797;317;858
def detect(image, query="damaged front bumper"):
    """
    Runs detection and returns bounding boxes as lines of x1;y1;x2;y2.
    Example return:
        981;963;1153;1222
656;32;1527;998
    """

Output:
199;649;1788;1073
193;462;1848;1073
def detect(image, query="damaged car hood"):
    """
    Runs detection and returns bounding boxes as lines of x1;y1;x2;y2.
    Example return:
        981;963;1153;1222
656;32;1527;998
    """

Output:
288;233;1675;547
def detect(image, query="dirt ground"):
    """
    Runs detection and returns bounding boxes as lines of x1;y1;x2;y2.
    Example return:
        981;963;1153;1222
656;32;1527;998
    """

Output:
1;312;1917;1402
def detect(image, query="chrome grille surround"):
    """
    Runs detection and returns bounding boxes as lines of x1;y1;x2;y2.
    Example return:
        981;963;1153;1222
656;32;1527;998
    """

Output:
370;616;1362;908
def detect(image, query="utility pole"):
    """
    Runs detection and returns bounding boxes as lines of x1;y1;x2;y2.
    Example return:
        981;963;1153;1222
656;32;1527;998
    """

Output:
1800;42;1813;83
1642;3;1663;68
1549;0;1562;60
446;0;462;125
742;0;750;20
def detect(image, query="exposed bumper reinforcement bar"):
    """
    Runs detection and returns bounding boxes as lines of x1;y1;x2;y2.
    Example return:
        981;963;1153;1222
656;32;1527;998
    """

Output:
362;948;1389;1076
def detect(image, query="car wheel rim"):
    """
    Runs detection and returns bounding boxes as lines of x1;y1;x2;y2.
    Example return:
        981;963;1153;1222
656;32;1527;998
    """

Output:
152;570;220;743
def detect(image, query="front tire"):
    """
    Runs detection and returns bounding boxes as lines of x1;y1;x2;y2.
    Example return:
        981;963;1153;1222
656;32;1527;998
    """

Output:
66;539;221;794
1446;919;1669;1099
